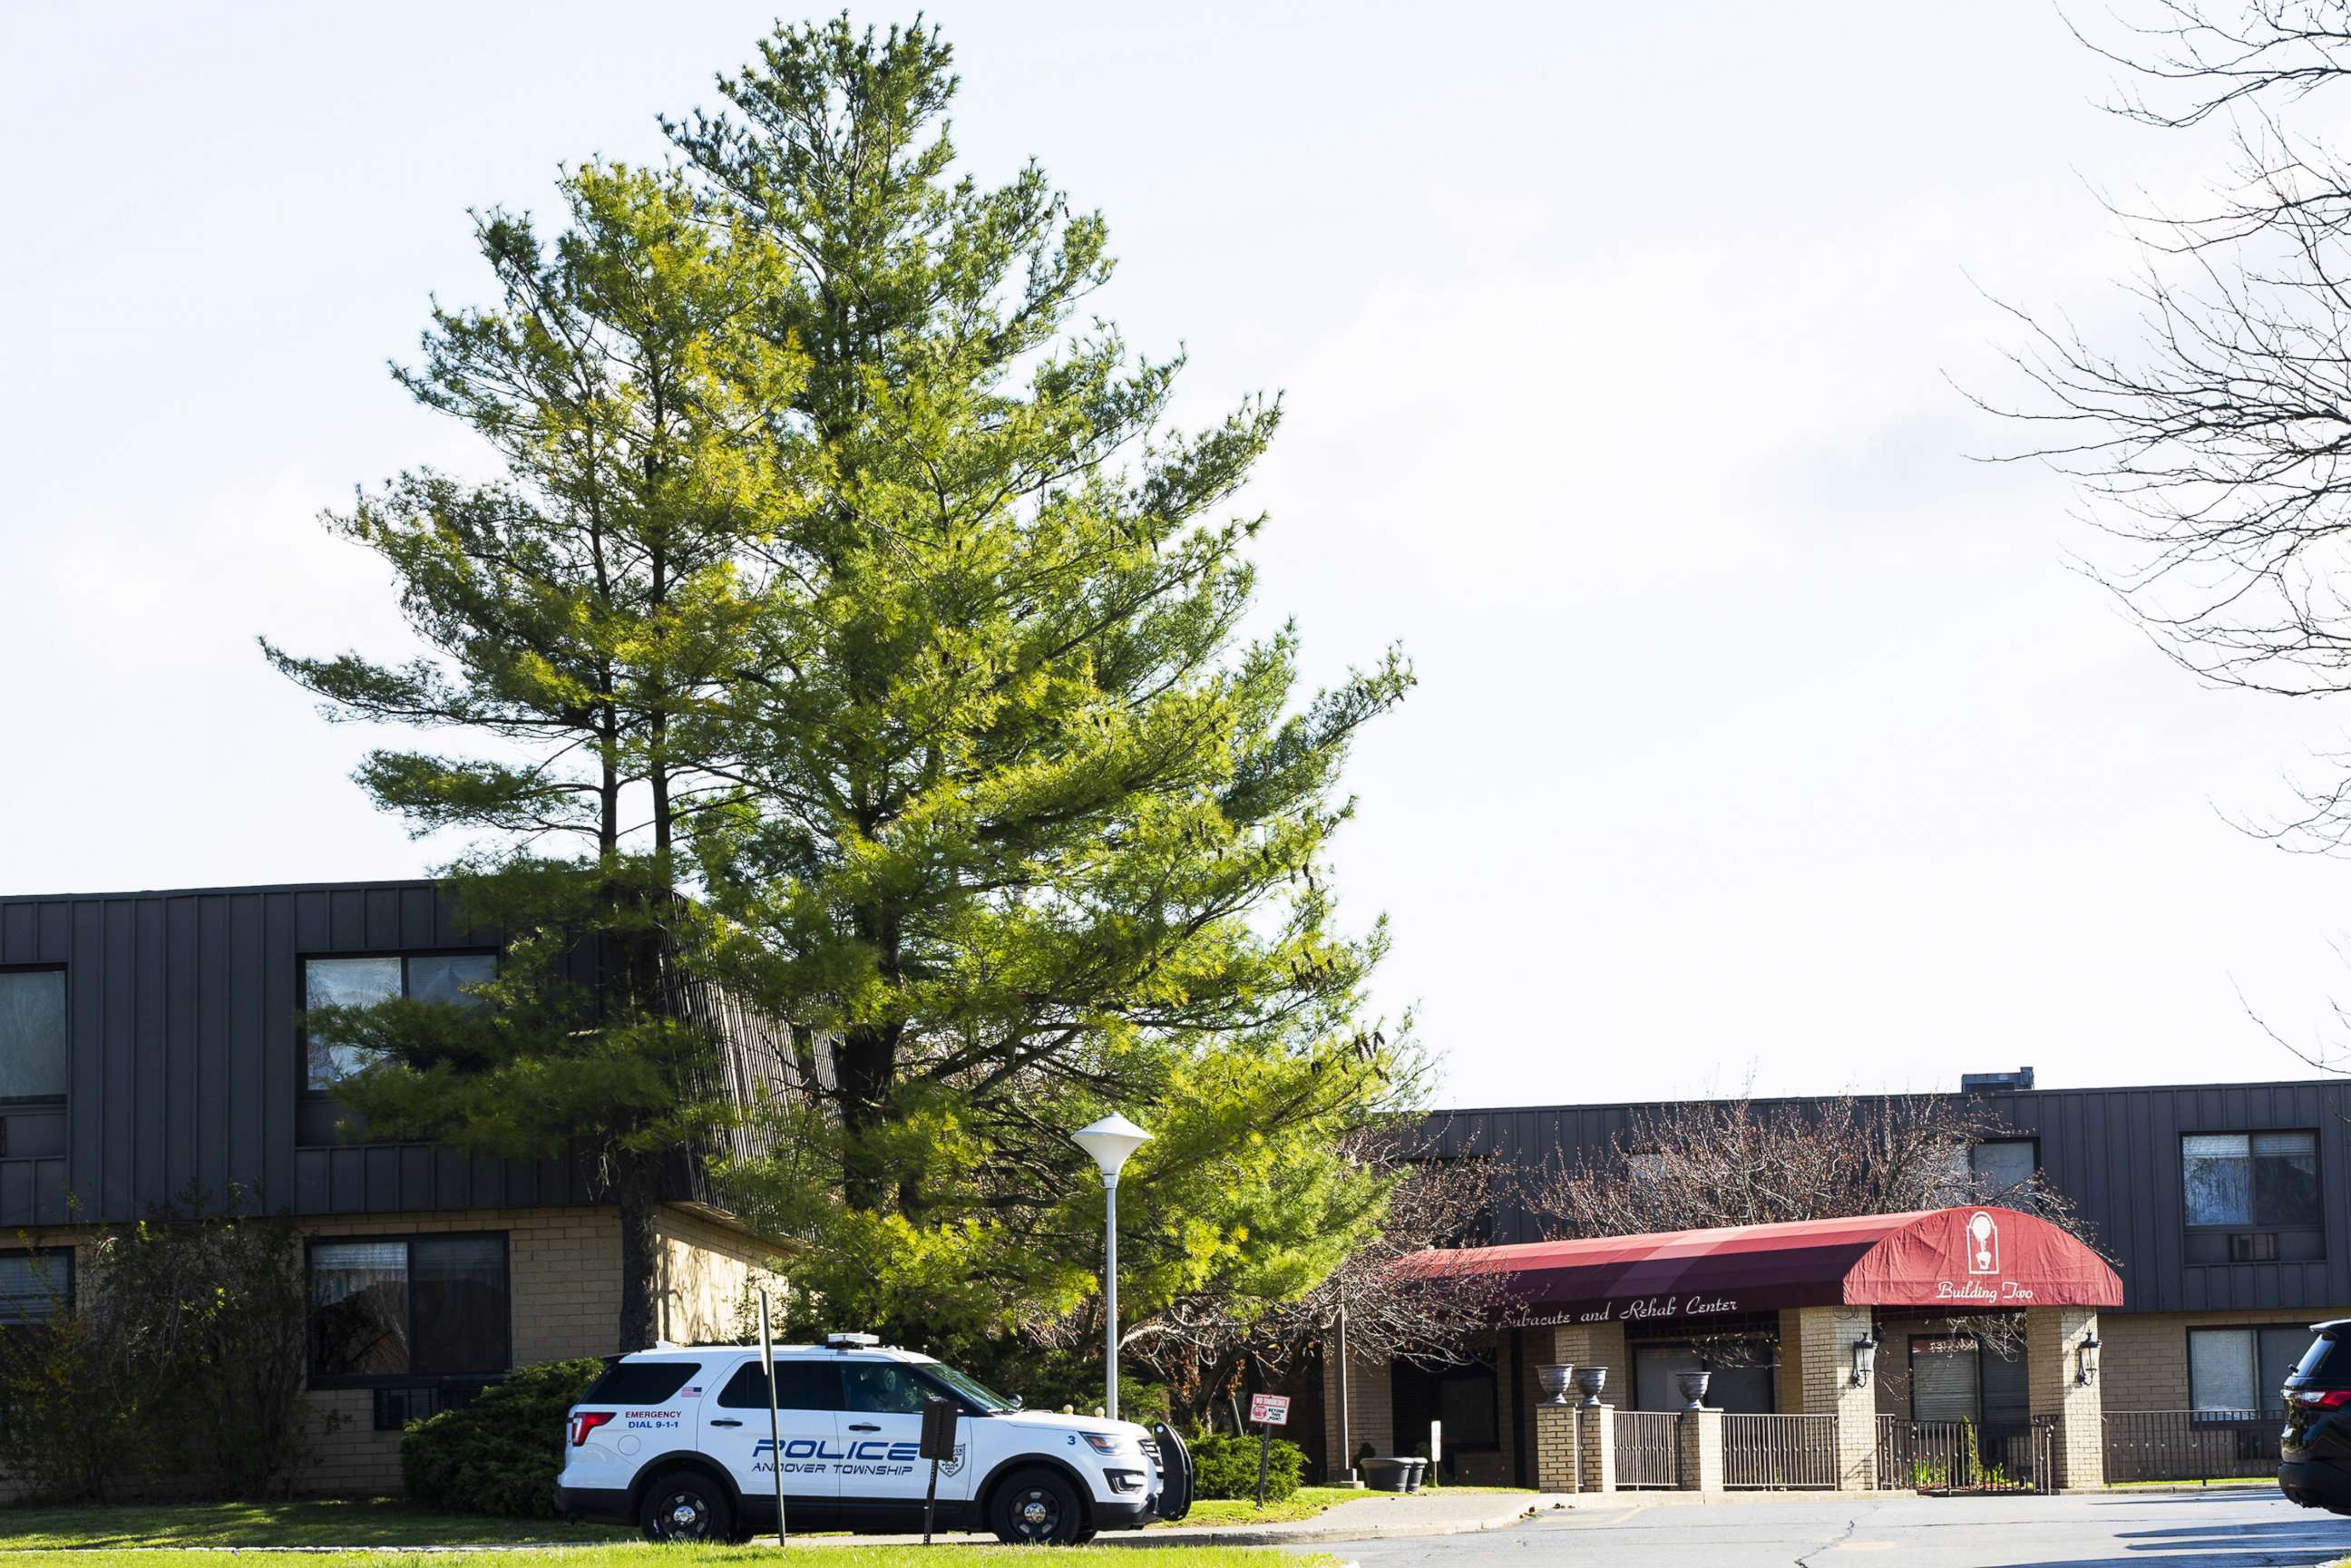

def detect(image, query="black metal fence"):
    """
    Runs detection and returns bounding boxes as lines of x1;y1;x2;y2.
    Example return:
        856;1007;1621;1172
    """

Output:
2102;1410;2280;1484
1722;1413;1839;1489
1614;1411;1678;1488
1876;1416;2054;1493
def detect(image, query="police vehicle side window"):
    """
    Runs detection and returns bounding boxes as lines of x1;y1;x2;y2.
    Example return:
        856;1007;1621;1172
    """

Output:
719;1359;840;1410
582;1359;700;1405
841;1361;937;1414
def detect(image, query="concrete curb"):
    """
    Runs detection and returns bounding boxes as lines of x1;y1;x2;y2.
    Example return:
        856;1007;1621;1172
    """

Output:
1098;1495;1546;1546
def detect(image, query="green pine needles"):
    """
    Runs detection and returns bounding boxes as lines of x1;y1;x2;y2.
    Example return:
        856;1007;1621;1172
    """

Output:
269;15;1418;1370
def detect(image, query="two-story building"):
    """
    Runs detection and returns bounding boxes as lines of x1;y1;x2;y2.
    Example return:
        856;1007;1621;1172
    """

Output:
1322;1073;2351;1489
0;879;791;1495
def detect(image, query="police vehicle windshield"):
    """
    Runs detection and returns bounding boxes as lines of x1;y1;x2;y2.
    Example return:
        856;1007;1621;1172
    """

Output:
924;1360;1019;1414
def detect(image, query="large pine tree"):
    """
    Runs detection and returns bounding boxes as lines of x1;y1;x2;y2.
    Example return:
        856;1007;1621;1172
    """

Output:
666;21;1417;1352
268;163;798;1350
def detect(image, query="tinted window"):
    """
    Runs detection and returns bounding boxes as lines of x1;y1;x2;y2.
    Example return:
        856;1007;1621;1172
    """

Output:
410;1236;507;1375
0;970;67;1102
584;1360;702;1405
1970;1140;2037;1193
2183;1133;2321;1228
2293;1335;2339;1388
409;954;496;1008
304;952;501;1089
310;1240;410;1376
307;1232;510;1378
720;1359;840;1410
0;1251;70;1326
841;1361;939;1414
2189;1325;2315;1416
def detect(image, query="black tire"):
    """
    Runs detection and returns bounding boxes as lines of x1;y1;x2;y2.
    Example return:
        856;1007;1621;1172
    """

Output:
990;1466;1087;1545
639;1469;734;1544
1072;1526;1100;1544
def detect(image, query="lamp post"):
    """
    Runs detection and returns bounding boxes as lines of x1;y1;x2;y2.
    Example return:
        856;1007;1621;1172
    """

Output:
1072;1112;1152;1422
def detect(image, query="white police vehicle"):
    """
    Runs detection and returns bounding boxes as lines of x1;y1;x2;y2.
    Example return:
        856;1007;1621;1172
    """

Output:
554;1333;1194;1544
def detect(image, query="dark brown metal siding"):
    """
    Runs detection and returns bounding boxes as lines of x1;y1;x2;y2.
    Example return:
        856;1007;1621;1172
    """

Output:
1428;1078;2351;1316
0;881;596;1227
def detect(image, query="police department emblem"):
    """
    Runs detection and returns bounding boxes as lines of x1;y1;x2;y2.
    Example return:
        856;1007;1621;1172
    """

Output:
939;1443;968;1479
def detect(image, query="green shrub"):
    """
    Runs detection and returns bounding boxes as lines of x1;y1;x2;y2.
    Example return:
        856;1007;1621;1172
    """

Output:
0;1190;323;1501
402;1359;607;1516
1186;1431;1304;1502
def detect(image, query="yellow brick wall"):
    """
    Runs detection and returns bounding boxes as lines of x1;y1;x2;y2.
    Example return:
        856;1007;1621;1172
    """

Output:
653;1203;786;1347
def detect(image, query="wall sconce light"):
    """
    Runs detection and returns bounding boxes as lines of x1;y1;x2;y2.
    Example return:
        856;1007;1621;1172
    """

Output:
1852;1335;1878;1389
2077;1333;2102;1388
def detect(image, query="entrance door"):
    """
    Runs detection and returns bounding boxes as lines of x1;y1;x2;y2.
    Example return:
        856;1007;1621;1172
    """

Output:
703;1356;843;1515
1909;1337;1980;1423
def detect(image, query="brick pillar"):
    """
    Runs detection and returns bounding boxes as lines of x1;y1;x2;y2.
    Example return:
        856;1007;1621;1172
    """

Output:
1577;1403;1616;1493
1534;1402;1580;1492
2026;1305;2103;1490
1542;1320;1629;1407
1782;1304;1876;1491
1676;1407;1724;1492
1322;1345;1394;1480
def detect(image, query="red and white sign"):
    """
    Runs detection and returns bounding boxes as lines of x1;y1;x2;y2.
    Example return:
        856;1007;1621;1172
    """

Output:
1248;1393;1291;1427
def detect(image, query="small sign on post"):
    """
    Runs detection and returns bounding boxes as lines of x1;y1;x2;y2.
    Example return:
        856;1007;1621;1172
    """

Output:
1247;1393;1290;1508
919;1397;961;1544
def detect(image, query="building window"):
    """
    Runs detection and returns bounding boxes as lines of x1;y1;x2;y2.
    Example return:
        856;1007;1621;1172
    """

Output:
0;1250;71;1326
307;1233;509;1382
2188;1325;2310;1417
1970;1139;2038;1194
301;953;496;1091
0;969;67;1104
1631;1341;1777;1414
2181;1132;2321;1229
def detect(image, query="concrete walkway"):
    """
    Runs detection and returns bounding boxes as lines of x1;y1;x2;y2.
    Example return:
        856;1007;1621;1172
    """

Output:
1322;1486;2351;1568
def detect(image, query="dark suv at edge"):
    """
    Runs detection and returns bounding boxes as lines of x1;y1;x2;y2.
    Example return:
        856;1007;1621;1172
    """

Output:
2280;1320;2351;1513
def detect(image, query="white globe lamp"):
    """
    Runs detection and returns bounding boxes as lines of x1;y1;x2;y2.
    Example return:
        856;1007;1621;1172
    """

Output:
1072;1113;1153;1421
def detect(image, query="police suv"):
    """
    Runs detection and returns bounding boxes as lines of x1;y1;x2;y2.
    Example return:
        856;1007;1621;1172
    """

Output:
554;1334;1195;1544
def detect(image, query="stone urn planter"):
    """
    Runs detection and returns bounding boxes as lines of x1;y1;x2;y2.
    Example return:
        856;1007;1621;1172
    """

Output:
1360;1456;1411;1493
1402;1458;1429;1493
1676;1370;1712;1411
1537;1363;1576;1405
1575;1366;1608;1407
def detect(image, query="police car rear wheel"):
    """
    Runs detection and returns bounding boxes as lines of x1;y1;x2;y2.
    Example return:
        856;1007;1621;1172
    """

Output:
639;1471;732;1544
991;1467;1084;1545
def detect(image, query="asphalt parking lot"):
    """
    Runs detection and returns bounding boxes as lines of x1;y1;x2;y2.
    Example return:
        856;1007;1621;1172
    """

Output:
1316;1487;2351;1568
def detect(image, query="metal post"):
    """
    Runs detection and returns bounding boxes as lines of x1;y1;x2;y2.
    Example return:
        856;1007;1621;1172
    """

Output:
759;1288;786;1546
1333;1301;1352;1483
1105;1177;1120;1421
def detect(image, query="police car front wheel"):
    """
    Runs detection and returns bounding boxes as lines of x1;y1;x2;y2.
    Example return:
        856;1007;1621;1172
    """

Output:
990;1466;1085;1545
639;1471;733;1544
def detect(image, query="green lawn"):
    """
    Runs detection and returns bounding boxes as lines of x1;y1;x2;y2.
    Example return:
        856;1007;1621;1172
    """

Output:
0;1499;631;1549
0;1551;1311;1568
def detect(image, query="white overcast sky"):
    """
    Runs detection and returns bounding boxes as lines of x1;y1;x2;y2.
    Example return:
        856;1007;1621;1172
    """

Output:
6;0;2348;1108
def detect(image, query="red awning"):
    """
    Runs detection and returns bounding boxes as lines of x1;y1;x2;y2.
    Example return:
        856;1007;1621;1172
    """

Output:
1410;1207;2121;1327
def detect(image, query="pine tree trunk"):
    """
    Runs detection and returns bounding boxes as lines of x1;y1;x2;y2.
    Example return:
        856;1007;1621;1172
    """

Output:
613;1152;663;1352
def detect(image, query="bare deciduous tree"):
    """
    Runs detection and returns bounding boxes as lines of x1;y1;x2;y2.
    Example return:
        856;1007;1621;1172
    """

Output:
1985;3;2351;1067
1992;5;2351;851
1524;1095;2094;1358
1094;1136;1514;1432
